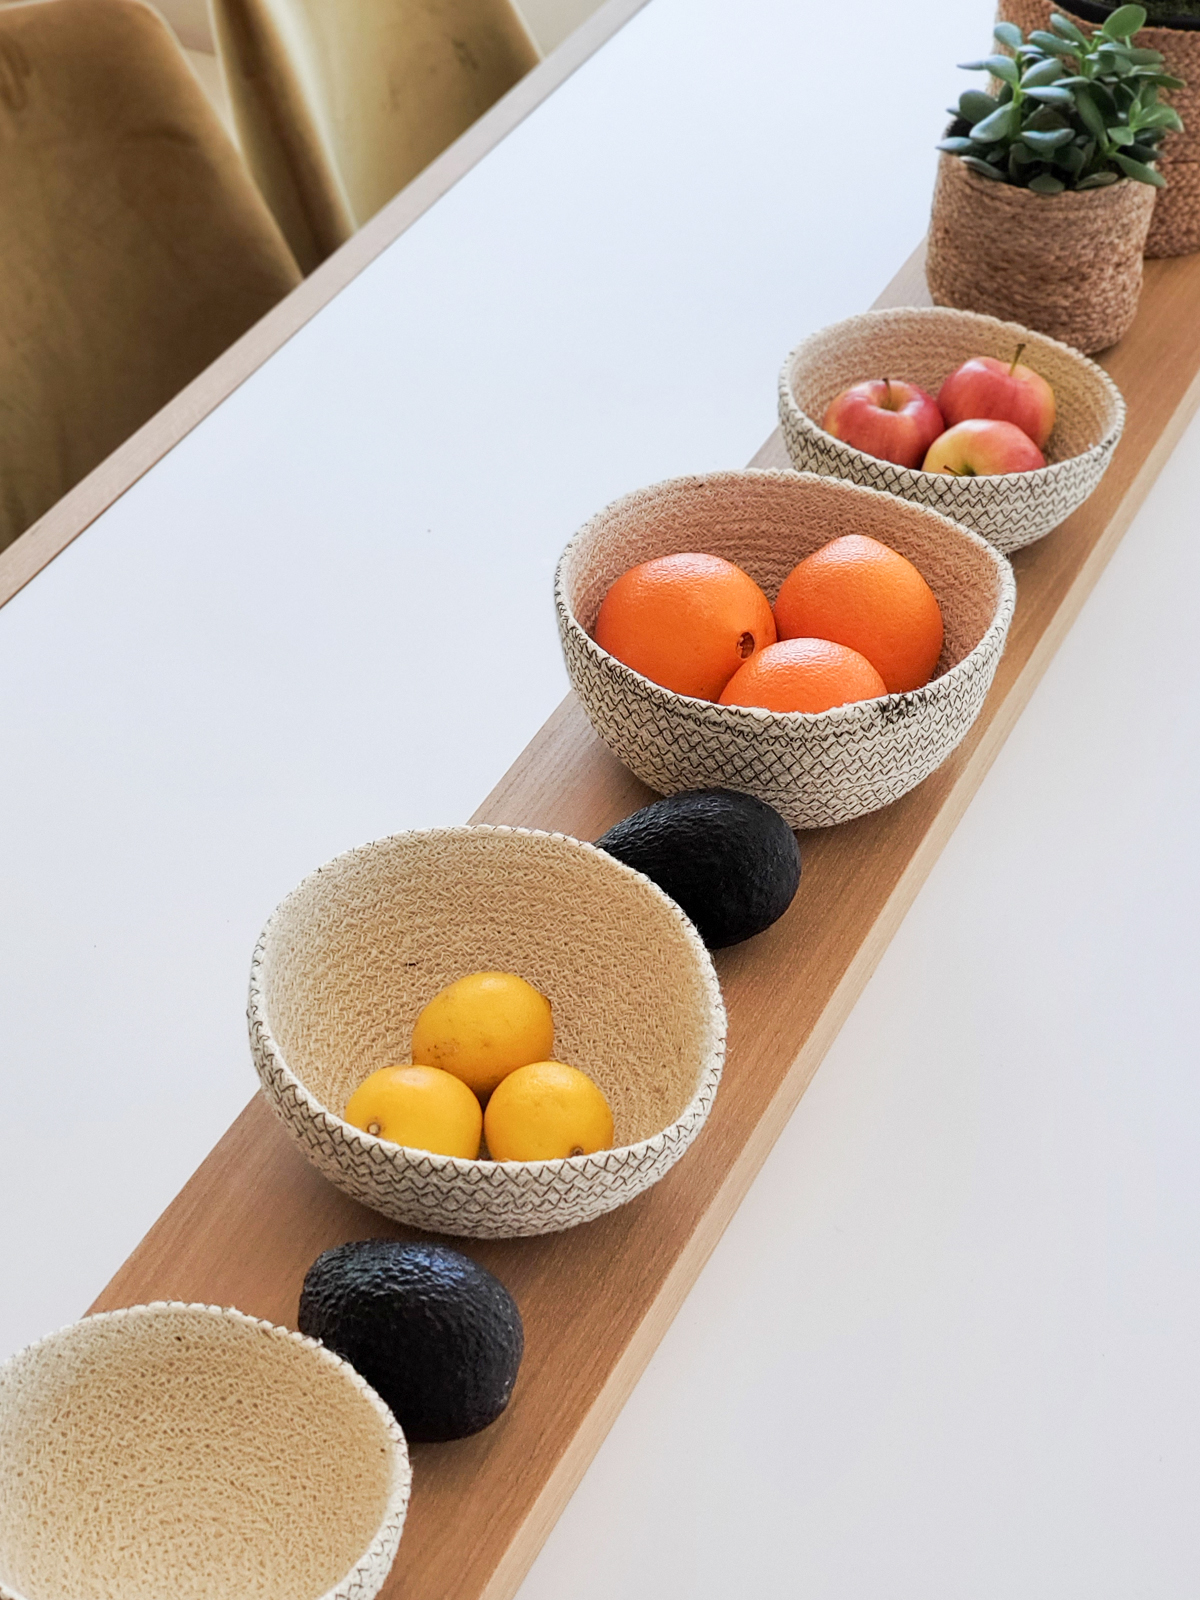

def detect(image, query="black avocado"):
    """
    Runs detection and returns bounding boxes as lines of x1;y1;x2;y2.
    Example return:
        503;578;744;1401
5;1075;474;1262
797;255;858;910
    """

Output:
298;1239;524;1442
595;788;801;950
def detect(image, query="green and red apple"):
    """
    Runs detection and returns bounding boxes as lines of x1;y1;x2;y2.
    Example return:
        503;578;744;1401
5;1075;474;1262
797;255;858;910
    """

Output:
822;379;945;470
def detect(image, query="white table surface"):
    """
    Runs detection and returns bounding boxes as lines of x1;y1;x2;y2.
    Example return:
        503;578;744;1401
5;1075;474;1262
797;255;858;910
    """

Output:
3;0;1198;1592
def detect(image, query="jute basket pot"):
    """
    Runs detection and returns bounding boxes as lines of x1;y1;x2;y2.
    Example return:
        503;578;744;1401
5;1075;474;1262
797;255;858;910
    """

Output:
0;1303;410;1600
249;826;725;1239
779;305;1125;553
555;470;1016;830
926;151;1156;351
996;0;1200;257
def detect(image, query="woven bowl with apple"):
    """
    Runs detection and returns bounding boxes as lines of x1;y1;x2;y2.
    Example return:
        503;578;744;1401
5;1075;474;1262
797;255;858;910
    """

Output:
778;305;1124;554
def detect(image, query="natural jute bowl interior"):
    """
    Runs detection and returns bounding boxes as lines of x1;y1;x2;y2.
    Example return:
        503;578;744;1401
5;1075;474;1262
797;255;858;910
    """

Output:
556;470;1015;829
0;1304;410;1600
249;826;725;1238
779;305;1125;553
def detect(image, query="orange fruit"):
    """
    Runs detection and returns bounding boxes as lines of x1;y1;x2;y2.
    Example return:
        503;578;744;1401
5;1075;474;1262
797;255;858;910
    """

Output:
343;1064;483;1159
773;535;943;694
483;1061;614;1161
594;553;776;701
718;638;887;713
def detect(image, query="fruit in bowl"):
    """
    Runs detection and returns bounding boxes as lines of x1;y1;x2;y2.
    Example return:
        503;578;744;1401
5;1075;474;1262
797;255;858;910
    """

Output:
719;638;886;713
341;969;616;1164
592;531;946;709
937;344;1056;451
821;378;945;469
922;418;1046;477
594;551;775;700
773;533;943;694
818;345;1055;477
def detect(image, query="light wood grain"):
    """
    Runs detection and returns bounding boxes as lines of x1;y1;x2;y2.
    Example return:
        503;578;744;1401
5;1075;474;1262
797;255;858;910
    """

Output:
0;0;649;614
85;241;1200;1597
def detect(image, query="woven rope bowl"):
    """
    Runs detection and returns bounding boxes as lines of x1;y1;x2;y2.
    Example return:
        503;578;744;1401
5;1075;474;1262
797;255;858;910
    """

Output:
0;1303;410;1600
779;305;1125;553
249;826;725;1239
555;470;1015;830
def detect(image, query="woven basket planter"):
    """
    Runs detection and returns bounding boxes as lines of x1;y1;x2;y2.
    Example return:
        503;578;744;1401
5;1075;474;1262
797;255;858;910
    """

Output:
926;152;1156;351
555;470;1015;830
996;0;1200;257
778;306;1125;553
249;826;725;1239
0;1303;410;1600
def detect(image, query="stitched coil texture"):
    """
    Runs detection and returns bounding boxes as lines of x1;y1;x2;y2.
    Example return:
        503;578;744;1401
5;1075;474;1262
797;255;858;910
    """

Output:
555;470;1016;831
779;306;1125;552
249;826;726;1239
0;1303;410;1600
996;0;1200;257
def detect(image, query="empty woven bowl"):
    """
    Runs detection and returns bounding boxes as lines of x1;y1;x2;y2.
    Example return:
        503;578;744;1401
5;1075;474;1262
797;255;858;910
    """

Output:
779;305;1125;554
0;1302;409;1600
249;825;725;1239
555;469;1015;829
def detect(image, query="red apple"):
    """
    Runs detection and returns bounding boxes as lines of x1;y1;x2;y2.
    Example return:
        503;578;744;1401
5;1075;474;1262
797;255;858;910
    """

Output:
937;345;1056;450
822;379;945;469
922;418;1046;476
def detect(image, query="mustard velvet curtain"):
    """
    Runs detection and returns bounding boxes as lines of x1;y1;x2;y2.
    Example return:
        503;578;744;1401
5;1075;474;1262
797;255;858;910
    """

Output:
0;0;301;554
208;0;541;274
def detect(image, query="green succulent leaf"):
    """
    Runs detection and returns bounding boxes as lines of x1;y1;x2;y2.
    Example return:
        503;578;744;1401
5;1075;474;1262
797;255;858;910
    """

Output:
1028;30;1077;56
970;101;1020;142
942;8;1185;194
1022;56;1065;87
1139;104;1184;131
980;53;1021;85
959;89;1001;124
1101;5;1148;40
1074;86;1110;140
1021;126;1075;153
960;155;1007;180
1114;151;1166;184
1049;13;1091;45
1024;85;1076;104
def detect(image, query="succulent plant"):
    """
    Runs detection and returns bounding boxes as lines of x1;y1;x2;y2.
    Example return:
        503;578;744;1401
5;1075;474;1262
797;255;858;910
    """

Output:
939;5;1186;192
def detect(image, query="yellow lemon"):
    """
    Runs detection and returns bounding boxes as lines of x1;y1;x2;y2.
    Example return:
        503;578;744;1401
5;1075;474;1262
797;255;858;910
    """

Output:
343;1064;482;1160
411;971;554;1098
484;1061;614;1162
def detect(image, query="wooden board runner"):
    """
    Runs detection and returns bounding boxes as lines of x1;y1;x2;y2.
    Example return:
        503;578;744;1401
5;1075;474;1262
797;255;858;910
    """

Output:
91;243;1200;1600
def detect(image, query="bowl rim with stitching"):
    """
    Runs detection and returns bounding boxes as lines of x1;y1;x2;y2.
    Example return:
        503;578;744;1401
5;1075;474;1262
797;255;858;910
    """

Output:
555;467;1017;732
0;1301;410;1600
248;823;727;1181
778;304;1125;491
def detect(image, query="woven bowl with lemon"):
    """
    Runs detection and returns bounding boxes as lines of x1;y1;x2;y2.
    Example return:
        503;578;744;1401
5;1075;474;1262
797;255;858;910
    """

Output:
0;1303;409;1600
555;469;1015;829
249;825;725;1239
778;305;1125;554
